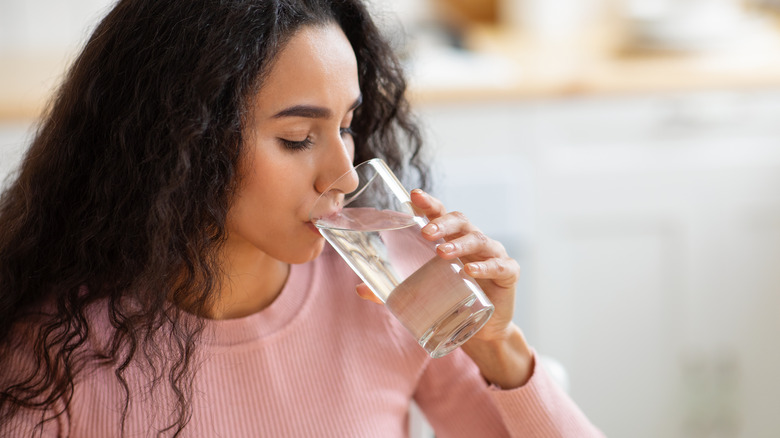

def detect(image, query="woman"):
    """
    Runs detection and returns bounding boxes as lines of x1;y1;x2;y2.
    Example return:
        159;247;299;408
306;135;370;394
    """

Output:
0;0;603;436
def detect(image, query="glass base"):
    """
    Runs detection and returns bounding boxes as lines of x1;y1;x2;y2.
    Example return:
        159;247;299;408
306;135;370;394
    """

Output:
419;295;494;359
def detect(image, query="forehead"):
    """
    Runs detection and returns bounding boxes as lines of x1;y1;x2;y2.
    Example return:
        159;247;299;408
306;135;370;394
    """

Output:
250;24;360;118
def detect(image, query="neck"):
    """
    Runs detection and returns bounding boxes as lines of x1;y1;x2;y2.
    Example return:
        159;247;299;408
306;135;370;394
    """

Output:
208;240;290;320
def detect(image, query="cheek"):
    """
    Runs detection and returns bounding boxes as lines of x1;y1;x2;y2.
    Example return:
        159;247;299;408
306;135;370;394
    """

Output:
227;168;274;231
239;152;286;207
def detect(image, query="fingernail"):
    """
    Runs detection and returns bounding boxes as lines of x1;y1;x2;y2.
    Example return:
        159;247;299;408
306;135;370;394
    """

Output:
467;263;483;274
439;243;455;254
411;188;424;196
423;224;438;235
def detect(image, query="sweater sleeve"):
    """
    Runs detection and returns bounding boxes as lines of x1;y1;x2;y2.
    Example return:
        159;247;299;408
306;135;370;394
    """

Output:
413;348;605;437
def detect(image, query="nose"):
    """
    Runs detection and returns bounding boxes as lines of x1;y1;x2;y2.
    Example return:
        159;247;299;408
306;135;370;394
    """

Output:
314;134;359;196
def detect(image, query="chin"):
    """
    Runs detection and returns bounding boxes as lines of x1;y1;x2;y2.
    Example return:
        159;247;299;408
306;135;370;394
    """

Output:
285;238;327;264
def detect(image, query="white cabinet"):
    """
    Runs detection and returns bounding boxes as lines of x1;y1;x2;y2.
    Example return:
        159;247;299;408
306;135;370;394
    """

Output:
419;90;780;438
0;121;32;188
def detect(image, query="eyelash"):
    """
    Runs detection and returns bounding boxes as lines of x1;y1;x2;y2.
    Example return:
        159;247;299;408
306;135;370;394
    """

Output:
280;137;314;151
279;127;355;152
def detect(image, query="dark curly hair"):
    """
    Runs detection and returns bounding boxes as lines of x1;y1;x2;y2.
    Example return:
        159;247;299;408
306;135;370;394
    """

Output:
0;0;427;435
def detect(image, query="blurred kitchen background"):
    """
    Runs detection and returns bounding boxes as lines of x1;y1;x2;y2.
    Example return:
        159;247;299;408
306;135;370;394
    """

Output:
2;0;780;436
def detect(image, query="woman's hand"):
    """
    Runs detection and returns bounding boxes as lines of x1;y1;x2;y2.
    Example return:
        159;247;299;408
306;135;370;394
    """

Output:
412;189;518;343
410;189;534;388
356;189;534;388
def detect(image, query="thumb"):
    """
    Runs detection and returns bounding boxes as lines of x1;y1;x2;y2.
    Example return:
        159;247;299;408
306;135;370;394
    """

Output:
356;283;383;304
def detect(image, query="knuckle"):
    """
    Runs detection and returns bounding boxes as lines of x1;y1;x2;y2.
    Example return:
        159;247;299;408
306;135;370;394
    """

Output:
510;259;522;276
472;231;489;244
451;211;468;222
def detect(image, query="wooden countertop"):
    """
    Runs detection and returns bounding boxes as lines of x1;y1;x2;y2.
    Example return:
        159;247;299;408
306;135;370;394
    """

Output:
3;22;780;120
0;52;74;121
408;23;780;105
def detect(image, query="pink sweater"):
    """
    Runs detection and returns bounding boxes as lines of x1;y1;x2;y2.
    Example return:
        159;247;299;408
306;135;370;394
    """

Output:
5;247;603;437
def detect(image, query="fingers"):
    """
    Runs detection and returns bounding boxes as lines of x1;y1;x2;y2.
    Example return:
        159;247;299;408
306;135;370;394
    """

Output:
410;189;446;220
435;230;506;260
437;231;519;288
412;188;519;288
421;210;479;243
463;257;521;289
356;283;383;304
412;190;471;238
415;188;503;258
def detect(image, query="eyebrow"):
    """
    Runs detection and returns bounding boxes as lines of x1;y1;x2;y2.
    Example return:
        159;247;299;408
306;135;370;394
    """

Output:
272;94;363;119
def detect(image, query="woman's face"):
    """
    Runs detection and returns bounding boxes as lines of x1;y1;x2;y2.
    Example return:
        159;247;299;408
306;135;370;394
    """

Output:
227;23;361;264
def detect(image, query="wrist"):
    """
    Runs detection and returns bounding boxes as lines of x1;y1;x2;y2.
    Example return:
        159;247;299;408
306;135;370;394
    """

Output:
460;324;535;389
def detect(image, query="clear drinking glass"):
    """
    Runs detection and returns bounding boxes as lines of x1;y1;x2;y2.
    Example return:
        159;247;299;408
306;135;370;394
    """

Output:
310;158;494;358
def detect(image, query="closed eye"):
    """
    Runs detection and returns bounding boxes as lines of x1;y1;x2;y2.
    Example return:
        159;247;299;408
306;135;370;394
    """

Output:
280;127;353;151
279;137;314;151
340;127;355;138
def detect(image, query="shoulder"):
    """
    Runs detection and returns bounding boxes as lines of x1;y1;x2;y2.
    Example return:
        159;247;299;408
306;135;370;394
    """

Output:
0;308;73;436
1;295;115;380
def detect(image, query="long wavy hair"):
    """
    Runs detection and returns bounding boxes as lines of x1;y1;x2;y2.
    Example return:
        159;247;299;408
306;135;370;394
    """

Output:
0;0;427;435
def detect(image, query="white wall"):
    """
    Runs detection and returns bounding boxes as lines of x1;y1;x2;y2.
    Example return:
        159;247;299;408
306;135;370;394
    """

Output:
0;0;112;53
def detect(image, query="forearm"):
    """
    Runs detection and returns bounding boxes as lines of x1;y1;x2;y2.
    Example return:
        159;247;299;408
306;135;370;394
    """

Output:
460;323;535;389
